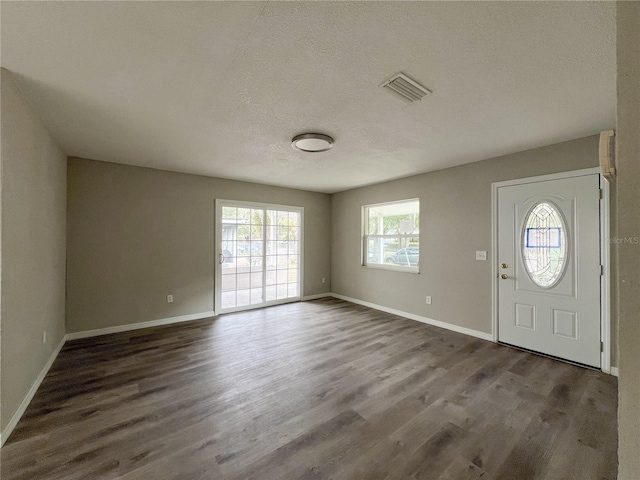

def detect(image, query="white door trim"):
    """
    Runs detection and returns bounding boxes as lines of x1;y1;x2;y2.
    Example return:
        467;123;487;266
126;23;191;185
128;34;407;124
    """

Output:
599;176;612;374
490;167;612;373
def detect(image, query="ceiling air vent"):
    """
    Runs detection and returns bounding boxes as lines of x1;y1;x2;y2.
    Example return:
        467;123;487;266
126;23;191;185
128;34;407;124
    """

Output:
380;72;431;104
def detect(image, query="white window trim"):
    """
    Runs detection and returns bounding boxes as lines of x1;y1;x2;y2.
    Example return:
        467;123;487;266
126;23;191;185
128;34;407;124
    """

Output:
361;198;420;274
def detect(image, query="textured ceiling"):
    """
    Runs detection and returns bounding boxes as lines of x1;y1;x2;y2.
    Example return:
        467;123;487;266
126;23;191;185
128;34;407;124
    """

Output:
1;1;616;193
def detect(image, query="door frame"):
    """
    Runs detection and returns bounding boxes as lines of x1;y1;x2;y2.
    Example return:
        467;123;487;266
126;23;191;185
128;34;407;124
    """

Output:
214;198;305;314
490;167;612;374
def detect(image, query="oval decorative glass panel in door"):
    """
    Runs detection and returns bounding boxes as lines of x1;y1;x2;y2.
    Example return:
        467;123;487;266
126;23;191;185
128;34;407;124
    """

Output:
522;201;568;288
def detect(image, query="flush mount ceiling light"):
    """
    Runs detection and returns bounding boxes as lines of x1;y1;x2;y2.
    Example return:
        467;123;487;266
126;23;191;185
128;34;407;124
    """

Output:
291;133;334;152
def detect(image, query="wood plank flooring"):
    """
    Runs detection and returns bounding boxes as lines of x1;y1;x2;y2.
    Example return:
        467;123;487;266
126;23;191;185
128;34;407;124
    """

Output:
1;298;618;479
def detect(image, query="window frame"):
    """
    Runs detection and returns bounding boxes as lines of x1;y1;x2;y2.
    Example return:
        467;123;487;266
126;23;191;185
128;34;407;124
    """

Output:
361;198;420;274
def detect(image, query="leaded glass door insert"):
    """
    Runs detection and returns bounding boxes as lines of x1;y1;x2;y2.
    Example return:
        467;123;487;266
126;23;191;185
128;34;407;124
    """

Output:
522;202;568;288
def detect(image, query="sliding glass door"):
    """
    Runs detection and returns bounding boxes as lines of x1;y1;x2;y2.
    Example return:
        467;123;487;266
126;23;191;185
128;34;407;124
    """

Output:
215;200;303;314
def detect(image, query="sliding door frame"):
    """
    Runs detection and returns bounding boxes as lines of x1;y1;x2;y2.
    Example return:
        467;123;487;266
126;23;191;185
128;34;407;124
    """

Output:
215;199;304;314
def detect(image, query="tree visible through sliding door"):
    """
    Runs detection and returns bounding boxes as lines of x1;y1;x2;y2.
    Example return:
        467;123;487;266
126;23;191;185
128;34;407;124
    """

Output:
215;200;303;314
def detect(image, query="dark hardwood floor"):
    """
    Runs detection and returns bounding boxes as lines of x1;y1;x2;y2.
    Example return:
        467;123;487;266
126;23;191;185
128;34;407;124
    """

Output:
1;298;618;479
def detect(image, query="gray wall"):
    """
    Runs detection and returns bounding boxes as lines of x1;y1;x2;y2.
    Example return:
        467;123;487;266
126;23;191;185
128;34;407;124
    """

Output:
1;69;67;433
66;158;331;333
616;1;640;476
331;136;600;337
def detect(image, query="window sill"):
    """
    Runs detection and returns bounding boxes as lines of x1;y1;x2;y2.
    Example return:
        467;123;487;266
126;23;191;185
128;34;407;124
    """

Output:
362;264;420;274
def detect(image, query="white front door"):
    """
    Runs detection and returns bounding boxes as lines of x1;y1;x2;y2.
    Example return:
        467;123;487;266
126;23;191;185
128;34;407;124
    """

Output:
497;174;601;367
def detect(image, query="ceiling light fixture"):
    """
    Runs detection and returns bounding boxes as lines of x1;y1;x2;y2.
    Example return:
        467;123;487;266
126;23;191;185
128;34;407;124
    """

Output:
291;133;334;152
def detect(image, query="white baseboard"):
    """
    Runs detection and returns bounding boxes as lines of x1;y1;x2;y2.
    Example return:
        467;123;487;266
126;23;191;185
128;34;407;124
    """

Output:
65;311;217;340
302;293;332;301
1;310;217;447
1;299;486;448
1;335;66;447
330;293;493;342
610;367;619;377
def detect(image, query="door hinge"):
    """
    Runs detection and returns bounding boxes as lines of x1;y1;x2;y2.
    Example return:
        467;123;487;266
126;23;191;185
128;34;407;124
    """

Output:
599;188;604;199
601;341;604;352
600;264;604;276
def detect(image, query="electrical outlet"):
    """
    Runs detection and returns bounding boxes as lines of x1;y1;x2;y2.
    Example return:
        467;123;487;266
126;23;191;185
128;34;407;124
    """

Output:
43;330;47;344
426;296;432;305
166;295;173;303
322;277;326;284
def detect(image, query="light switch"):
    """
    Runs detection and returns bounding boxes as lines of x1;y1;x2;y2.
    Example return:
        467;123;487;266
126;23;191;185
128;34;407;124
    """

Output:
476;251;487;261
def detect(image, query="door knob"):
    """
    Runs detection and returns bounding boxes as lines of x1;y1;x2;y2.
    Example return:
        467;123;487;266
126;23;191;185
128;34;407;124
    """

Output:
501;274;509;279
501;263;508;269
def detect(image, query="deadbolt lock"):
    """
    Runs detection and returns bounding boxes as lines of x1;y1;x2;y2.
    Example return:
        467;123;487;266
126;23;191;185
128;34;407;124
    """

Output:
501;263;508;269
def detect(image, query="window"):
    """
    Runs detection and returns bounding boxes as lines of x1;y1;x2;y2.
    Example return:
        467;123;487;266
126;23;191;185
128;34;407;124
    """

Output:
363;199;419;272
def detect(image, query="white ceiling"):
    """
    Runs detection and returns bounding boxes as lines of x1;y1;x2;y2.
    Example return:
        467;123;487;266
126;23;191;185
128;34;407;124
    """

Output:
1;1;616;193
